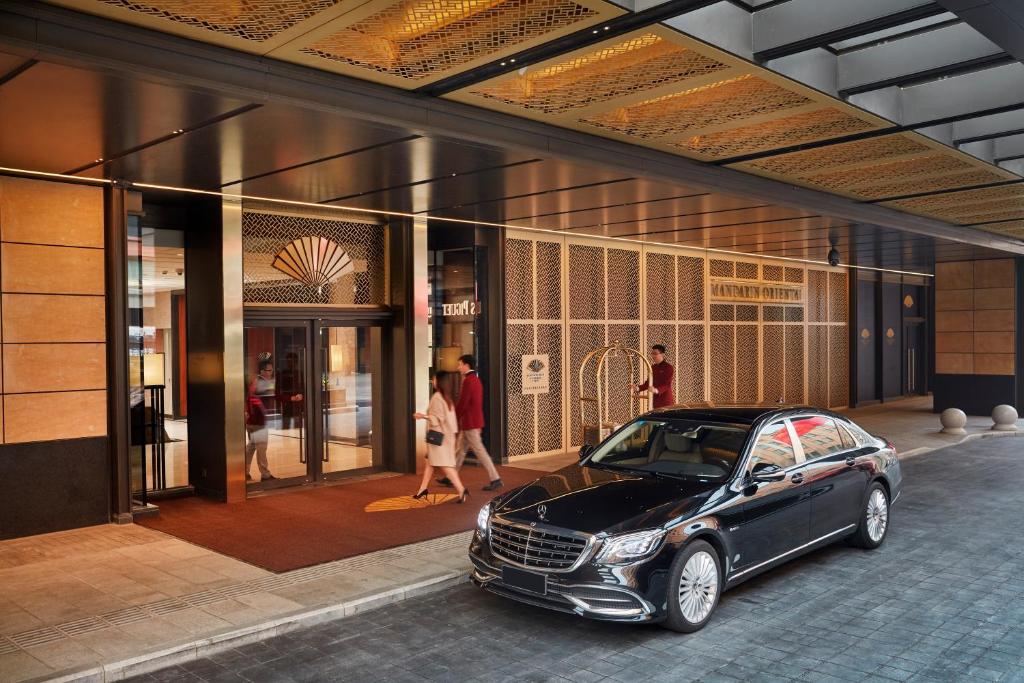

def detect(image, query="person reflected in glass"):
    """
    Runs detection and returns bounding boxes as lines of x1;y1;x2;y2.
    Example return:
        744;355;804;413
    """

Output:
278;351;304;431
412;371;468;503
245;360;276;481
635;344;675;409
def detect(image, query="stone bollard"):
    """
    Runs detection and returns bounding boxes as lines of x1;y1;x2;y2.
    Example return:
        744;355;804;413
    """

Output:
939;408;967;435
991;404;1018;431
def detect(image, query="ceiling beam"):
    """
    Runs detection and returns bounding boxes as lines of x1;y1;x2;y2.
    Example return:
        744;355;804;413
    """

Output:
938;0;1024;62
752;0;946;61
837;22;1009;97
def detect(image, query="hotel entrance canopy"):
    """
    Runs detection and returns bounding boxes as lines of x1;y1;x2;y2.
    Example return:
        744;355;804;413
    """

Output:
1;0;1023;270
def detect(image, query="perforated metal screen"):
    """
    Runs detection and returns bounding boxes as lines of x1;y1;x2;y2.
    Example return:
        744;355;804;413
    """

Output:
505;231;849;458
242;208;387;305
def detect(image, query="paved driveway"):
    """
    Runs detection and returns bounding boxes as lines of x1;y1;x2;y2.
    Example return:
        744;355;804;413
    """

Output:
131;438;1024;683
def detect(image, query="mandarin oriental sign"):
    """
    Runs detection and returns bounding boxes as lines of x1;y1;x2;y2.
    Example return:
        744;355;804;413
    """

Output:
709;278;804;304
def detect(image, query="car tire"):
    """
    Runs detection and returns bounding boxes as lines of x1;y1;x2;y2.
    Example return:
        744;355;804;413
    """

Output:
849;482;890;549
662;540;721;633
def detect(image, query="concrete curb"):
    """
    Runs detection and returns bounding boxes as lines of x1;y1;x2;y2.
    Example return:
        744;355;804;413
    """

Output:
31;569;471;683
897;427;1024;461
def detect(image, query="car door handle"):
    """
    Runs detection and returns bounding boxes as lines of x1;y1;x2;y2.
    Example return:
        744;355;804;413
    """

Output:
845;457;856;467
790;473;804;484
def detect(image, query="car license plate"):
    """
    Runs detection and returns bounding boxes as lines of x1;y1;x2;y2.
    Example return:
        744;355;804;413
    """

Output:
502;566;547;595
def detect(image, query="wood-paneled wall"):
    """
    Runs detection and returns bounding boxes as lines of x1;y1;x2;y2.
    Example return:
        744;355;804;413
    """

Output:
0;177;107;443
935;259;1016;376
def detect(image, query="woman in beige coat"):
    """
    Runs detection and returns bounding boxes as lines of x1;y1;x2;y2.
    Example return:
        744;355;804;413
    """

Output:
412;371;468;503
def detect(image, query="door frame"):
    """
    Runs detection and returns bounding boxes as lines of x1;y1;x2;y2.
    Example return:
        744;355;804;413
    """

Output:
243;307;393;487
312;319;385;482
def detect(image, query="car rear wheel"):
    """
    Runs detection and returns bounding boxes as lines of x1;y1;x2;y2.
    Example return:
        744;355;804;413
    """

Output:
849;482;889;549
663;540;721;633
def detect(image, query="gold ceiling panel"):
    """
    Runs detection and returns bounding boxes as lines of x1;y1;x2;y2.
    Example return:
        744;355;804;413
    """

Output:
448;25;887;161
955;207;1024;224
675;107;877;160
788;152;1015;201
883;185;1024;219
463;33;731;114
281;0;622;87
861;170;1016;201
735;134;931;180
93;0;335;40
975;219;1024;234
51;0;623;87
581;75;814;140
47;0;347;49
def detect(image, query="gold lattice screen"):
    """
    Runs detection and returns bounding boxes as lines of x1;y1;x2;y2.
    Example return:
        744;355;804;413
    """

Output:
242;208;387;306
505;231;849;458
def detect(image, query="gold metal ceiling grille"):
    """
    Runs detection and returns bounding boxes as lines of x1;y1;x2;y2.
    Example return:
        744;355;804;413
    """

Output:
883;185;1024;219
54;0;622;86
91;0;337;41
676;107;877;160
581;75;813;140
799;154;971;194
976;219;1024;235
738;135;931;178
449;26;887;165
296;0;609;83
862;170;1013;200
464;34;730;114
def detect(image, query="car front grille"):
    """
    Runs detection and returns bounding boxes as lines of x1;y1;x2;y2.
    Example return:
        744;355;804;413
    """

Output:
489;519;589;570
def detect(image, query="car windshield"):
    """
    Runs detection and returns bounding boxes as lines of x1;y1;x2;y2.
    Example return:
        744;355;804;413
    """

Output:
587;418;749;481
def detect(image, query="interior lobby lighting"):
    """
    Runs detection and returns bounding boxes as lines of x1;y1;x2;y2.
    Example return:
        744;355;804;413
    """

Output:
0;164;934;277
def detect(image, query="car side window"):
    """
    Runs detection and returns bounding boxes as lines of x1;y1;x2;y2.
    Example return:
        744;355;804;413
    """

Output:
748;421;797;471
791;416;846;461
838;423;856;449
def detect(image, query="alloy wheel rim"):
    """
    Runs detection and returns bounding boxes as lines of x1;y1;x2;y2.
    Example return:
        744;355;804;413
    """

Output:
866;489;888;542
678;550;718;623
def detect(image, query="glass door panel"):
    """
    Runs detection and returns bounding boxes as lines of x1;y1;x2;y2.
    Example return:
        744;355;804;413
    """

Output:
320;326;380;476
244;325;309;485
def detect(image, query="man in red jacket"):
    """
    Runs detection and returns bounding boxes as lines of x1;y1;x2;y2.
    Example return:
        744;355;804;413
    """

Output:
635;344;675;409
438;354;503;491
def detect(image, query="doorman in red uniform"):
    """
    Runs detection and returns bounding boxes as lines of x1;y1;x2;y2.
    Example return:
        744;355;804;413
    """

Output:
437;354;503;491
635;344;675;409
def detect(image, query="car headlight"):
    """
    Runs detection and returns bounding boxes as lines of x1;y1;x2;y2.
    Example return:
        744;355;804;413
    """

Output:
476;504;491;538
595;529;666;565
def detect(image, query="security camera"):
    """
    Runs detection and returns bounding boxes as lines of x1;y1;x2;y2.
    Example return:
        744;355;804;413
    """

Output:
827;247;840;267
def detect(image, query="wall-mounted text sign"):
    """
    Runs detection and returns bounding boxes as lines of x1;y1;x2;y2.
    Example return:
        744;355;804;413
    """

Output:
708;278;804;304
522;354;549;395
441;299;482;317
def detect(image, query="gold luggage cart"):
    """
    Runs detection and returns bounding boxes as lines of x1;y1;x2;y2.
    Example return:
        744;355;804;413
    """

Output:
578;340;653;447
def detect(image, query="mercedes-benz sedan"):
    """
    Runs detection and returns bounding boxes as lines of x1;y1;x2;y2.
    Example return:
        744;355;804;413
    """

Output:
469;406;901;632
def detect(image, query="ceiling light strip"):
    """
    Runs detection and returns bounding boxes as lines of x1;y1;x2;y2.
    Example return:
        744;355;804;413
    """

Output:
0;165;932;276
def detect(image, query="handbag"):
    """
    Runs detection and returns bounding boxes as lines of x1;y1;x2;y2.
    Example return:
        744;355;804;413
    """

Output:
426;429;445;446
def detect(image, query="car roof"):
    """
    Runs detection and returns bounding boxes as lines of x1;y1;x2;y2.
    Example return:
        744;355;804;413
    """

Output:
643;403;821;426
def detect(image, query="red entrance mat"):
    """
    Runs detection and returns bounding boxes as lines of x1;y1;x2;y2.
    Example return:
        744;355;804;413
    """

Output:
136;466;546;573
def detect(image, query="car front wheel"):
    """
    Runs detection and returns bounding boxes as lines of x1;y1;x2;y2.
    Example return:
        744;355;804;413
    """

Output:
849;482;890;549
663;539;721;633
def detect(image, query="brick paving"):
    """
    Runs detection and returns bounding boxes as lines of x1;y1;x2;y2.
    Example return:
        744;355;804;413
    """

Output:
127;437;1024;683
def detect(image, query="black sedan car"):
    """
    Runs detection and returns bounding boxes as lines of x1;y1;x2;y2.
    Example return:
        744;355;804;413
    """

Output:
469;406;901;632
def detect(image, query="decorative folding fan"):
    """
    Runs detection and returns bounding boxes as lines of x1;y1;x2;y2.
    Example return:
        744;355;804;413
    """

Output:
271;236;354;288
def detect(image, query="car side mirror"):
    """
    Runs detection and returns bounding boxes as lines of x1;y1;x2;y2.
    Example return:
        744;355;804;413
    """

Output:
750;462;786;483
578;444;594;462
